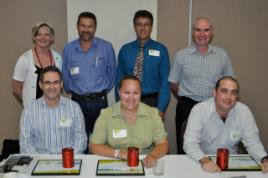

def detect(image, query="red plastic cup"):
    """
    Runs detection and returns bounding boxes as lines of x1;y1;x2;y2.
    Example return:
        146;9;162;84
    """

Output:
216;148;229;170
127;147;139;167
62;147;74;168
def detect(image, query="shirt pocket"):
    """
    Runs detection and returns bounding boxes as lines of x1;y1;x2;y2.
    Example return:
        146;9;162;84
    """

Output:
94;57;106;77
146;55;160;68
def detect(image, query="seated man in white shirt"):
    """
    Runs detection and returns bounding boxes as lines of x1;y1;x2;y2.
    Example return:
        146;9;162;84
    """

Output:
20;66;87;154
183;76;268;173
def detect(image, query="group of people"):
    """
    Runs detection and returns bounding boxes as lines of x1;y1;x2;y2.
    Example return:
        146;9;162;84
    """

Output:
11;10;268;173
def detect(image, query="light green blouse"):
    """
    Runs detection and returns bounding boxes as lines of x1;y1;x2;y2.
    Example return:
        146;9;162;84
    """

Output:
90;102;167;154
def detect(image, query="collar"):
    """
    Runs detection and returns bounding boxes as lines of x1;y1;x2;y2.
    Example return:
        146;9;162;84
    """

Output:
75;37;97;51
134;38;152;48
209;97;237;121
40;96;65;108
189;44;214;55
111;102;149;119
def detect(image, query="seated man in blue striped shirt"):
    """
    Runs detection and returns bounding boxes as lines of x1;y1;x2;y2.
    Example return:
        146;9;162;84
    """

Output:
19;66;87;154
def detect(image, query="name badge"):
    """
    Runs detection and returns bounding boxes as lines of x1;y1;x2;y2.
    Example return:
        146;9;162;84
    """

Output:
70;67;79;75
149;49;160;57
113;129;127;138
230;131;240;141
59;117;73;127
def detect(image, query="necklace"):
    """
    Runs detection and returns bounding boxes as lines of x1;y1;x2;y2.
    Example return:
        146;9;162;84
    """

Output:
34;47;52;68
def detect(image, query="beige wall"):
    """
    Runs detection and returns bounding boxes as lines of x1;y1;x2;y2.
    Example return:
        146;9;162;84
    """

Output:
158;0;268;153
192;0;268;151
0;0;267;154
157;0;189;154
0;0;67;151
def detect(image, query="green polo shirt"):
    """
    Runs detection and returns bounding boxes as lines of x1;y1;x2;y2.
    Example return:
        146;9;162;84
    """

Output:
91;102;167;154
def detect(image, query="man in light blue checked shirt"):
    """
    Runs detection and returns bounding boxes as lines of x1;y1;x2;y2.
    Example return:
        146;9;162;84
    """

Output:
169;17;235;154
20;66;87;154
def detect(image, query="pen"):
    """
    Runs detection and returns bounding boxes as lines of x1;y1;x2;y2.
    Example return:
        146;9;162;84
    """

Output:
95;57;98;66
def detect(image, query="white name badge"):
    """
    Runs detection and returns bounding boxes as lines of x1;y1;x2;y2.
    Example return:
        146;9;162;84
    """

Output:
59;117;73;127
230;130;240;141
70;67;79;75
149;49;160;57
113;129;127;138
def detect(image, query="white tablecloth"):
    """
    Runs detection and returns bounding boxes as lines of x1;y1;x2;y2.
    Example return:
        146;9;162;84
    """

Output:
3;154;266;178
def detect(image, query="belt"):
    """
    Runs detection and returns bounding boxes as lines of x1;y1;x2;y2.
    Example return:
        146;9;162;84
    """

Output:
71;91;106;100
179;96;199;104
141;93;158;100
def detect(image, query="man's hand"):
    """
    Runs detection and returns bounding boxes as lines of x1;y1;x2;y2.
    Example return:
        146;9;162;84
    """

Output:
199;157;221;173
261;159;268;173
159;112;165;120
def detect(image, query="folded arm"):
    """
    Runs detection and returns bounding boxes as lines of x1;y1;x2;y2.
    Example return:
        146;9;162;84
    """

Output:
199;156;221;172
143;137;169;168
90;143;128;159
73;106;88;154
19;109;38;154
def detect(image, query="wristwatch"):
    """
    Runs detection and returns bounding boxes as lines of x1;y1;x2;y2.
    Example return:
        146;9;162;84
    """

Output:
114;149;120;159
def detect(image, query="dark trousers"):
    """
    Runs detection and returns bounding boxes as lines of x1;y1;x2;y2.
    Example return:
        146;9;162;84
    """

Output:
175;96;198;154
72;95;108;153
72;96;108;136
141;93;158;108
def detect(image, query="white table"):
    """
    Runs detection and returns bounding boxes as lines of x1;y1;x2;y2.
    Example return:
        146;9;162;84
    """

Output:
9;154;268;178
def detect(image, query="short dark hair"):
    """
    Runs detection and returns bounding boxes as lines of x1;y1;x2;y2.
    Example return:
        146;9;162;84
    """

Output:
133;10;153;26
77;12;97;26
215;76;239;93
119;75;141;90
39;66;62;82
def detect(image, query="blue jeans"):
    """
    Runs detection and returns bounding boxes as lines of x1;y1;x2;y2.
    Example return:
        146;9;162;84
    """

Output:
72;96;108;138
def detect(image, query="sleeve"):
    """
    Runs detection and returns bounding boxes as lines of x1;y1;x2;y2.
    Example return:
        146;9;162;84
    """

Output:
152;108;168;142
13;54;28;82
157;46;171;112
115;47;126;101
90;109;108;144
73;104;88;154
106;43;116;93
222;51;235;77
183;105;206;162
19;107;38;154
62;46;71;92
240;107;267;162
168;52;182;84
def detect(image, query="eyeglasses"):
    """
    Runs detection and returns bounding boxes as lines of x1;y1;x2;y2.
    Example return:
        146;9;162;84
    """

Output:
41;80;61;85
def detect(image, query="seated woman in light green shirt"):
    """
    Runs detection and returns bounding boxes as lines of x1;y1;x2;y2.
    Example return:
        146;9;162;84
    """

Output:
90;75;169;168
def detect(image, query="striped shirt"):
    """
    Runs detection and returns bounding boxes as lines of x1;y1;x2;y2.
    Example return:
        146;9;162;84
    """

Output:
168;44;234;101
20;96;87;154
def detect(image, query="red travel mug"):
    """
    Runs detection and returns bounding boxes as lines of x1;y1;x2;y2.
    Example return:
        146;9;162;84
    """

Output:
62;147;74;168
216;148;229;170
127;147;139;167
